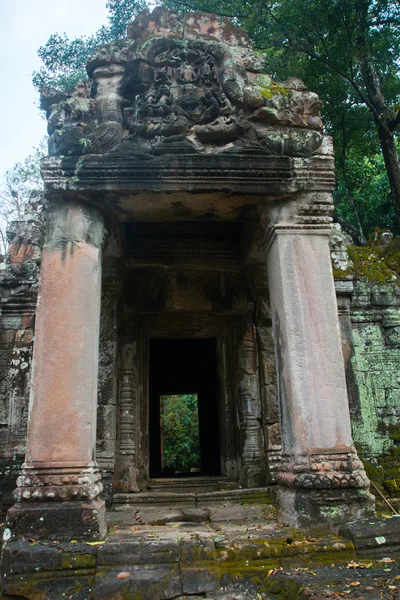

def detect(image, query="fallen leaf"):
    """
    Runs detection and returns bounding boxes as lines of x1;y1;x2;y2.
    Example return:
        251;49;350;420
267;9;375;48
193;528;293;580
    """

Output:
117;572;132;579
379;557;394;563
346;581;361;587
86;541;106;546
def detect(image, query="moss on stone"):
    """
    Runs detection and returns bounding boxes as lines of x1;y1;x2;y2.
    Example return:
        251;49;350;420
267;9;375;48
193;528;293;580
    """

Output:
332;266;352;279
360;450;400;501
61;552;97;570
338;231;400;283
258;79;291;99
347;245;398;282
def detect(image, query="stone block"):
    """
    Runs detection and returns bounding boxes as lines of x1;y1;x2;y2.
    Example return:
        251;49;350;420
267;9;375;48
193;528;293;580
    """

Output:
2;573;95;600
93;563;182;600
6;498;106;541
2;540;97;574
181;538;216;564
1;540;96;600
182;567;219;595
97;538;180;566
1;316;22;330
339;515;400;557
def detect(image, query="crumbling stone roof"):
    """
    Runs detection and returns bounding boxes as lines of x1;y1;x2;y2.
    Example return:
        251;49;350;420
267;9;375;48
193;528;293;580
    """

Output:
40;7;325;161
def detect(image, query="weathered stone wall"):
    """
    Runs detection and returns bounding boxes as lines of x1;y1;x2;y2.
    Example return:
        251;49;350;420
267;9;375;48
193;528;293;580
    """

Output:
0;197;42;511
349;281;400;458
332;226;400;501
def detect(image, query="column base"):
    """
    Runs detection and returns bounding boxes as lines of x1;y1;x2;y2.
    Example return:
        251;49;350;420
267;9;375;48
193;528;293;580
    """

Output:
276;450;376;527
277;486;375;529
5;498;106;541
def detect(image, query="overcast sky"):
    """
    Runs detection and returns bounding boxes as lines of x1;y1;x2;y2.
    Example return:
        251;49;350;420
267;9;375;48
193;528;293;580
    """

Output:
0;0;109;177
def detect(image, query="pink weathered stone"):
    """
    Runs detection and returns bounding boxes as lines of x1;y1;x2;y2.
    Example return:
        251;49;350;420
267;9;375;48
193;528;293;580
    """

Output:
26;241;101;465
267;227;353;454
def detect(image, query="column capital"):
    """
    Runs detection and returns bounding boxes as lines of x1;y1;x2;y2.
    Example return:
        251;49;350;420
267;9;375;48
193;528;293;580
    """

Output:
45;200;106;249
261;192;334;252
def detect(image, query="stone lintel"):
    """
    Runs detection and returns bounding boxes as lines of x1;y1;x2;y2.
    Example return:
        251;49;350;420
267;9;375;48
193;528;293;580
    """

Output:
41;154;335;199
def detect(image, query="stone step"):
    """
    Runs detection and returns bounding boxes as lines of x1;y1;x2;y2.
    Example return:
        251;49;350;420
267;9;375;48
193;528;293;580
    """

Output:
146;476;240;494
113;486;276;507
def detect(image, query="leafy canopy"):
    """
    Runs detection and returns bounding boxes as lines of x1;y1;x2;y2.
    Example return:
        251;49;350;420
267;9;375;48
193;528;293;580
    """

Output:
160;394;201;473
32;0;148;92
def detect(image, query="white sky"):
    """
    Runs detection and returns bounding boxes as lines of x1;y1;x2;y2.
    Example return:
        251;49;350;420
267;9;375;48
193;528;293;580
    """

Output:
0;0;109;177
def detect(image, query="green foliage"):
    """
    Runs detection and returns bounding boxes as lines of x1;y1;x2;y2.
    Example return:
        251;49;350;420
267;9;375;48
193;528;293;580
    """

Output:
164;0;400;231
0;139;46;254
32;0;148;92
334;141;400;237
160;394;200;473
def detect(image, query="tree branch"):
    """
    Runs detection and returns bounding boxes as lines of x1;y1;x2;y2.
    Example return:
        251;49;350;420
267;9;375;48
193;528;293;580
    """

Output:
165;0;247;19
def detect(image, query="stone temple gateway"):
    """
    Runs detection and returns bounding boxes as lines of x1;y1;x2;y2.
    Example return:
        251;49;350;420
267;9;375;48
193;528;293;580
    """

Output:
1;7;379;559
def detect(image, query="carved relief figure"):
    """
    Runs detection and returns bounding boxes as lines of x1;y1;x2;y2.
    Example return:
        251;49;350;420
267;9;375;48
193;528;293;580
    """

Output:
42;9;325;158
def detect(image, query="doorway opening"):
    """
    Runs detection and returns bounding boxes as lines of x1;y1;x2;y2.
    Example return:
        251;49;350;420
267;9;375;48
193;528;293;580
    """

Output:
149;338;220;478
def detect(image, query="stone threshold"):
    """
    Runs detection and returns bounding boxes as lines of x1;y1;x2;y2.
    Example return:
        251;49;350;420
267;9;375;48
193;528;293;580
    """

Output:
113;486;276;507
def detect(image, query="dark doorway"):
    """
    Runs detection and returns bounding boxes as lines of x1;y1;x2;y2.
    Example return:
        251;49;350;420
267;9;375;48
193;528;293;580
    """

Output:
149;338;220;478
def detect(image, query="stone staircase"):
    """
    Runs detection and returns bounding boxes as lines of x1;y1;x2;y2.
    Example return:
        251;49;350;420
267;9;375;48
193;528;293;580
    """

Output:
113;477;276;507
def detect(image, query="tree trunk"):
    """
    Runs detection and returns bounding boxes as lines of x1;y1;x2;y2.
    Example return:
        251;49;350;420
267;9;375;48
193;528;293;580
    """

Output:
356;0;400;219
376;122;400;218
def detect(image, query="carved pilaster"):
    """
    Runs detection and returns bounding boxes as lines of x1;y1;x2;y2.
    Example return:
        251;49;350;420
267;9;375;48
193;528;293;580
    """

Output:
263;193;374;526
242;223;281;483
96;258;123;487
6;201;107;541
237;321;264;488
115;340;139;492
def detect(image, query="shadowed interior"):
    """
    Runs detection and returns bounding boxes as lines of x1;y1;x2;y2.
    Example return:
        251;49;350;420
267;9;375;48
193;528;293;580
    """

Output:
149;338;220;478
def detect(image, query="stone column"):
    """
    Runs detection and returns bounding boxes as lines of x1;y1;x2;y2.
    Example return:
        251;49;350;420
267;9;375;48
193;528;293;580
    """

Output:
6;201;107;540
264;194;374;527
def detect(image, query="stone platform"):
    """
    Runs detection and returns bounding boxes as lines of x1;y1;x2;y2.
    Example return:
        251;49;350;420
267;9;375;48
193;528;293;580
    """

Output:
2;500;400;599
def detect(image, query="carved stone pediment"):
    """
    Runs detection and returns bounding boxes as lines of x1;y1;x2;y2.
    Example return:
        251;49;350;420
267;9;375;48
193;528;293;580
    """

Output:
42;8;326;160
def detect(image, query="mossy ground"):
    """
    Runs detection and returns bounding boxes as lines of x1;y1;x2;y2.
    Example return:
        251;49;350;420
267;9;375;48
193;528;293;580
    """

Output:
334;229;400;283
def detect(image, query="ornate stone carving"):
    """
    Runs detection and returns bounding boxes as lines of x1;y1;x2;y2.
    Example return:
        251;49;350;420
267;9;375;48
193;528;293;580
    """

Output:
237;321;265;487
42;8;327;160
0;193;44;282
14;464;103;501
277;451;370;490
116;341;139;493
